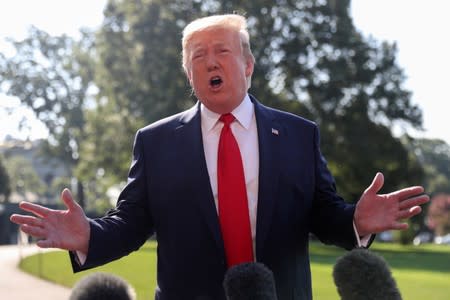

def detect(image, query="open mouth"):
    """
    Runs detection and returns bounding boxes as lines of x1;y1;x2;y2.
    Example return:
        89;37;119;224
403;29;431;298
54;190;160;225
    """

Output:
209;76;223;89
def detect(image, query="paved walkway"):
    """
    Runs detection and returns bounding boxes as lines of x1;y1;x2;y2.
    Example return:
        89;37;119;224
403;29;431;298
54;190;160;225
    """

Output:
0;244;71;300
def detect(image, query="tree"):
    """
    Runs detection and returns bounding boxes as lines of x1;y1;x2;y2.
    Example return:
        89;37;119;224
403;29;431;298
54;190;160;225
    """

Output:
0;155;11;202
403;137;450;195
77;0;198;182
0;27;97;207
401;137;450;235
3;156;46;201
427;194;450;236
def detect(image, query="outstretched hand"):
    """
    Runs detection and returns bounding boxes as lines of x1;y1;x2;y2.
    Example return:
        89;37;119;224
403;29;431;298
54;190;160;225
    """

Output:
10;188;90;253
354;172;430;237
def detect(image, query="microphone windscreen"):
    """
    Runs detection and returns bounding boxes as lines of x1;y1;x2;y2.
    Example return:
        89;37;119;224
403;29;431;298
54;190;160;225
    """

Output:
223;262;278;300
69;272;136;300
333;248;402;300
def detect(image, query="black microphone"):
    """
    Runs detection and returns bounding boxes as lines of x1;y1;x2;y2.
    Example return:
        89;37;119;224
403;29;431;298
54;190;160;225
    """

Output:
69;272;136;300
223;262;278;300
332;248;402;300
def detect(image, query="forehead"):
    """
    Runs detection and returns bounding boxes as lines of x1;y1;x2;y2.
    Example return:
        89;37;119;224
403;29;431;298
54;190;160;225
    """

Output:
188;27;240;49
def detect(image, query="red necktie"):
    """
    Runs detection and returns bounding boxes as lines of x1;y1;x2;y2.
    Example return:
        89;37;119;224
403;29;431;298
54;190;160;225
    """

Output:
217;113;254;268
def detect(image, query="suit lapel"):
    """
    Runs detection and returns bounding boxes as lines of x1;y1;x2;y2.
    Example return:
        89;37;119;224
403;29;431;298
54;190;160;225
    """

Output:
174;103;225;256
252;96;281;259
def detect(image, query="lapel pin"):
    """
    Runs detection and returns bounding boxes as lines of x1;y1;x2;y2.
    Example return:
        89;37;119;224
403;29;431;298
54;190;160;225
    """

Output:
271;128;279;135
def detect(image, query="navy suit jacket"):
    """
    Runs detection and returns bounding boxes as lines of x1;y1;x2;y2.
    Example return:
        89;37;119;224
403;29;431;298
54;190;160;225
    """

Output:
71;95;359;300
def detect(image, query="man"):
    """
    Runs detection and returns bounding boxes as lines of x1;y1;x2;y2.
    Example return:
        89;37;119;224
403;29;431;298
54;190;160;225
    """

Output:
10;14;429;300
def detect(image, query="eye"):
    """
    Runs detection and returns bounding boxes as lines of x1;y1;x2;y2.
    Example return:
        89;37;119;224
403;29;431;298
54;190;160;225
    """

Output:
192;51;205;60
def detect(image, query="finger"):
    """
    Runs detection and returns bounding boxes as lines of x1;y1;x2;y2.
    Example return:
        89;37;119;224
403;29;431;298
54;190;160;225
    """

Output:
18;202;51;218
61;188;78;211
9;214;43;227
389;186;425;200
364;172;384;194
10;214;26;225
397;206;422;220
398;195;430;210
390;222;409;231
37;239;55;248
20;224;47;238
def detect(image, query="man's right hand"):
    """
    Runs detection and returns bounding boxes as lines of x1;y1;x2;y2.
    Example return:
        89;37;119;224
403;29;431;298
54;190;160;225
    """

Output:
10;188;90;254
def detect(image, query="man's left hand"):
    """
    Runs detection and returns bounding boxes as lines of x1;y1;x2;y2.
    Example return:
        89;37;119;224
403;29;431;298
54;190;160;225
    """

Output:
354;172;430;237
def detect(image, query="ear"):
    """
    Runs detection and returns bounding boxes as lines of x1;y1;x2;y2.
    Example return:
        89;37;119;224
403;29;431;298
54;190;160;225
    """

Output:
184;67;193;86
245;58;254;78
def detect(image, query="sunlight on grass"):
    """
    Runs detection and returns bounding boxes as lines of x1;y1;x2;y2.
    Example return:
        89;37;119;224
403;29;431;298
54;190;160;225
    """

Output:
20;241;450;300
20;243;157;300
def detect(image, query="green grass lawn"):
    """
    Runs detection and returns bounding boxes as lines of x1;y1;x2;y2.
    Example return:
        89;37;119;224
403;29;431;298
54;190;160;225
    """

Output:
20;241;450;300
309;242;450;299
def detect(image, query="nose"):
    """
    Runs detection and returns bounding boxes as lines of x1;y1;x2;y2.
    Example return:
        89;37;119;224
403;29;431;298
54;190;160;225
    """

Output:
205;54;218;71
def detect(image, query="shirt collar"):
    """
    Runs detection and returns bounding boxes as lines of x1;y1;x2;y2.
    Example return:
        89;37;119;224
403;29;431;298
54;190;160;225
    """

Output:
200;94;254;131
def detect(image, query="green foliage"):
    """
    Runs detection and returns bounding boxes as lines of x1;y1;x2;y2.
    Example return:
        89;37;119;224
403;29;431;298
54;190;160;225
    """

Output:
245;0;425;201
0;27;98;208
75;100;144;193
0;155;11;202
47;176;72;203
20;241;450;300
0;27;95;168
400;136;450;234
78;0;198;184
3;155;46;198
403;137;450;195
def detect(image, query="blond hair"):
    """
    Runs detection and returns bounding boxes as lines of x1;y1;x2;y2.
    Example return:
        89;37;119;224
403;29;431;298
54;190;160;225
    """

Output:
182;14;255;89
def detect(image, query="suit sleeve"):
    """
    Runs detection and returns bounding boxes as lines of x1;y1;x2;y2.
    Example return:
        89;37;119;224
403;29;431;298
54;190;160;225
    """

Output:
309;125;358;250
71;130;154;272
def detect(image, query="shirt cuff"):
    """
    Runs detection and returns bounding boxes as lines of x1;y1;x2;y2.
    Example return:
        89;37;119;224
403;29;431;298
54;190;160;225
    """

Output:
75;250;87;266
353;221;372;248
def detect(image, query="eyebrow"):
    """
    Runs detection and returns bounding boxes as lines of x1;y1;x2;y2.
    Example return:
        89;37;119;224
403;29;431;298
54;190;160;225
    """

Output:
191;41;229;49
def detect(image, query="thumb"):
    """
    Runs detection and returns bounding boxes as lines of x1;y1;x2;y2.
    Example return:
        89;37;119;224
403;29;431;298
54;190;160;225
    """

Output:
61;188;79;211
364;172;384;195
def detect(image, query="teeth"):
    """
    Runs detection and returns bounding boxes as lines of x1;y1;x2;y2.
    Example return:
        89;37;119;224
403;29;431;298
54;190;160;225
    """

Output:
210;77;222;86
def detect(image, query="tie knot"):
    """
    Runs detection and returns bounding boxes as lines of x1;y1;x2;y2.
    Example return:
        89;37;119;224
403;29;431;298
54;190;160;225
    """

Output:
220;113;235;126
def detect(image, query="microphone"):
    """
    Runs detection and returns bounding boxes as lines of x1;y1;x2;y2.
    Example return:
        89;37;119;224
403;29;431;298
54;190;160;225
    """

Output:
332;248;402;300
69;272;136;300
223;262;278;300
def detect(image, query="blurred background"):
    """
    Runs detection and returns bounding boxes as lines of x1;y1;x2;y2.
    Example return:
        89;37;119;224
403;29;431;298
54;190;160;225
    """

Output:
1;0;449;248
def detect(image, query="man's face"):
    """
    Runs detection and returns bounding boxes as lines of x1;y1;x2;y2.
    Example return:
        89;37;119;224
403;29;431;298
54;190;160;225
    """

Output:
186;27;254;114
